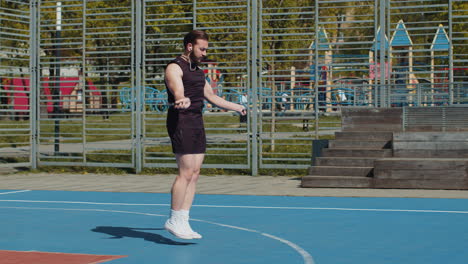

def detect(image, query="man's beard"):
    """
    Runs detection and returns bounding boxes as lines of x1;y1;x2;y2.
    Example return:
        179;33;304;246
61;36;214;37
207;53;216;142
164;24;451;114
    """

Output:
189;52;204;65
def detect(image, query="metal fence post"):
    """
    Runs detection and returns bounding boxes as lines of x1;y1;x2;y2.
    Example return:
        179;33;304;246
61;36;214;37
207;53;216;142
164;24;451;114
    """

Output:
251;0;259;176
314;0;319;140
247;0;252;172
402;106;406;131
417;83;421;106
193;0;197;29
379;0;387;107
82;0;87;164
134;0;143;173
30;0;39;169
448;0;454;105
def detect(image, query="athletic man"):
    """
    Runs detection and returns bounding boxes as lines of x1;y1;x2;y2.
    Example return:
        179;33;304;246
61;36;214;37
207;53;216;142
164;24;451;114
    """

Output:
164;30;246;239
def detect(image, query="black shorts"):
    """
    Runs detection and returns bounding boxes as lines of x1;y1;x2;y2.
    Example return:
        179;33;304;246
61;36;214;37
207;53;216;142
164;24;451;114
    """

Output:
166;106;206;154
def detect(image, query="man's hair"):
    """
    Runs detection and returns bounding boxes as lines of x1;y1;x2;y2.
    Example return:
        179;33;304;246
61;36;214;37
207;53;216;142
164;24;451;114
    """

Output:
183;30;209;49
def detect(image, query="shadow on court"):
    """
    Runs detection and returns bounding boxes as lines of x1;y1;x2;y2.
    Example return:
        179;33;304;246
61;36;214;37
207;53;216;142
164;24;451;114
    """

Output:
92;226;196;246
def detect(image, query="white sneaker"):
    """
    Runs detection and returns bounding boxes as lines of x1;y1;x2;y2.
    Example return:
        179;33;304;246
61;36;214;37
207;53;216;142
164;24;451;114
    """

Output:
187;225;202;239
182;215;202;239
164;217;193;240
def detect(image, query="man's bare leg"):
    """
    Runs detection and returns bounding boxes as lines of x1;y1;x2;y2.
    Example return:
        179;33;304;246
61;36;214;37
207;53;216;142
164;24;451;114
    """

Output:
170;153;204;210
180;153;204;210
165;153;204;239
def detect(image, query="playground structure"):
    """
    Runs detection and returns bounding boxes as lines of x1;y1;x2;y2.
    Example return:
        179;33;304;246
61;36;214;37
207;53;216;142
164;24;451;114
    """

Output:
1;75;101;118
430;24;452;105
369;21;463;107
264;20;462;112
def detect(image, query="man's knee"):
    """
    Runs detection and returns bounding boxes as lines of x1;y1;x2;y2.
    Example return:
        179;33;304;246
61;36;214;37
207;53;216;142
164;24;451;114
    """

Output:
176;169;192;181
191;169;200;181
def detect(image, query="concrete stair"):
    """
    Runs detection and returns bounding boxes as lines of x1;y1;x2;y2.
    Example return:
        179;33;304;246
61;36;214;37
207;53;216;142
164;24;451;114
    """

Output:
329;140;391;149
374;158;468;179
372;157;468;190
308;166;373;177
303;130;393;188
341;107;403;132
302;107;468;190
322;148;392;158
315;157;376;167
335;131;393;141
301;176;373;188
303;108;400;188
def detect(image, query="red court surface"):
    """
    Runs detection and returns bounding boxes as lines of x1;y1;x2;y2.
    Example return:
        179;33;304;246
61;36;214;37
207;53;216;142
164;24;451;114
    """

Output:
1;250;127;264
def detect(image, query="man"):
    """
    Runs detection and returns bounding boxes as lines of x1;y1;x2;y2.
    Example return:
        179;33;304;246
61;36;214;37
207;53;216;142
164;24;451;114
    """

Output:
164;30;246;240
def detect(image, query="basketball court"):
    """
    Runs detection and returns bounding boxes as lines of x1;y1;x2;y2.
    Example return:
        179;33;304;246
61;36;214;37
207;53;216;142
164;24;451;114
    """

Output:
2;188;468;264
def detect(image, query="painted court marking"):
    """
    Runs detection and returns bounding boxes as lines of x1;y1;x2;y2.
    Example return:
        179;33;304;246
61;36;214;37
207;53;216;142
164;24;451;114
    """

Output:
0;190;30;195
1;199;468;214
0;249;126;264
1;206;315;264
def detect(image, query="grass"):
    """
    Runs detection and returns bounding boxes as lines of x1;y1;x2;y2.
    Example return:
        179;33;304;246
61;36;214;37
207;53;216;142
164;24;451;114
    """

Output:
1;111;341;176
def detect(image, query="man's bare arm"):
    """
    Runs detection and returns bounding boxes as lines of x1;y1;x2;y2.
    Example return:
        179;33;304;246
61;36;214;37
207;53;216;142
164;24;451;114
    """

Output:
165;63;190;109
204;81;246;115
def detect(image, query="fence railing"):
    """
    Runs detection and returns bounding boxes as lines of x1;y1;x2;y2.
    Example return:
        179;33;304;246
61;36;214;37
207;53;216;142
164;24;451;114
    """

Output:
0;0;467;174
403;106;468;132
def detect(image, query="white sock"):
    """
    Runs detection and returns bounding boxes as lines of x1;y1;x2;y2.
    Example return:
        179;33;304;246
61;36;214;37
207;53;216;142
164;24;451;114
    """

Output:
170;209;184;221
180;210;190;218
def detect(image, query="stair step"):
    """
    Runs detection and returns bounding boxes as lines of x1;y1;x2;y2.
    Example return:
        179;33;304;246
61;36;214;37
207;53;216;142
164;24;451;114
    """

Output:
341;107;403;132
335;131;393;141
374;169;467;180
375;158;468;170
323;149;393;158
316;157;377;167
308;166;373;177
342;124;402;132
374;158;468;180
394;149;468;158
372;178;468;190
301;176;372;188
329;140;391;149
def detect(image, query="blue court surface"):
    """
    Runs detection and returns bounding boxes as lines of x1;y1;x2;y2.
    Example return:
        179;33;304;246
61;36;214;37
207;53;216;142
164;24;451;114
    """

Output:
1;189;468;264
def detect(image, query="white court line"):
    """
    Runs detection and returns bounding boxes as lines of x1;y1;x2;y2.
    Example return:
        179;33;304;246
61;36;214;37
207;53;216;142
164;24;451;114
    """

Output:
0;200;169;206
1;199;468;214
0;190;30;195
193;218;314;264
0;206;315;264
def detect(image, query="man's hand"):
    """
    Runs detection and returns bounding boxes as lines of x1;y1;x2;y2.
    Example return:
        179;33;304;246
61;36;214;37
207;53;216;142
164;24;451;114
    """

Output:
237;105;247;116
174;97;191;109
